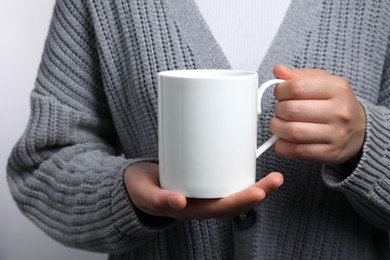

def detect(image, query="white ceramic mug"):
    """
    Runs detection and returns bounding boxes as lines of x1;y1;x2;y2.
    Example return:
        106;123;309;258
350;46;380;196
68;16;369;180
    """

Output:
157;69;284;198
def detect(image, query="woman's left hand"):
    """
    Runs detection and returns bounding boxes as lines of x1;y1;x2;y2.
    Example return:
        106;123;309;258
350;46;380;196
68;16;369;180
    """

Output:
270;65;366;165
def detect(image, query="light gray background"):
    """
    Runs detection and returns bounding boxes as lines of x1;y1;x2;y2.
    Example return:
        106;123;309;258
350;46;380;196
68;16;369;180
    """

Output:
0;1;106;259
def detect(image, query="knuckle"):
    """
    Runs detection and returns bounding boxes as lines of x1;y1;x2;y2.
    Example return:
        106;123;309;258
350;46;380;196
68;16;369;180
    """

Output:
335;77;351;93
339;77;350;88
292;144;306;157
338;127;350;140
269;117;278;130
286;123;302;141
285;102;300;119
290;79;307;98
273;140;284;154
335;107;353;124
149;196;163;211
274;84;282;98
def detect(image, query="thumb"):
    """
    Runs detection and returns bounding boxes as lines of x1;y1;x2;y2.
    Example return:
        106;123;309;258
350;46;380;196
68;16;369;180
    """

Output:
273;64;328;80
273;64;296;80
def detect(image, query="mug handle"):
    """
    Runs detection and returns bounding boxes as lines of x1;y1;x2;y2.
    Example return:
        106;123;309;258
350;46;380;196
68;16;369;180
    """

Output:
256;79;285;158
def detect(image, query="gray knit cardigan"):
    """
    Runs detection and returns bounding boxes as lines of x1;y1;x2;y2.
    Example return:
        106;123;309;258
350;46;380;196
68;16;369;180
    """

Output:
7;0;390;259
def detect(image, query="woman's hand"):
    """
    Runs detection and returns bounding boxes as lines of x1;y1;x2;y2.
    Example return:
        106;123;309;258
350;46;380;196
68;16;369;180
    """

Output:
271;65;366;165
124;162;283;221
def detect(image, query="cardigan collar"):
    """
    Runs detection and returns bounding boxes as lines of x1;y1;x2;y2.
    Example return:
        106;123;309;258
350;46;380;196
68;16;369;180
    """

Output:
163;0;322;107
164;0;322;82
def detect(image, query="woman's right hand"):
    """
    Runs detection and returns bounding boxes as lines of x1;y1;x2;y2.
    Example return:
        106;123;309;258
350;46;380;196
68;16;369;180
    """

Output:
124;162;283;221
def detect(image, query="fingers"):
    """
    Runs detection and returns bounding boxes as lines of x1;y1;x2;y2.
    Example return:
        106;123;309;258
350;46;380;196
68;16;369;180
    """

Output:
176;172;283;220
253;172;284;194
273;64;329;80
273;65;351;101
270;117;333;144
213;172;284;217
275;100;331;123
274;76;341;101
181;186;266;220
271;65;366;164
273;139;339;163
273;64;296;80
124;163;284;221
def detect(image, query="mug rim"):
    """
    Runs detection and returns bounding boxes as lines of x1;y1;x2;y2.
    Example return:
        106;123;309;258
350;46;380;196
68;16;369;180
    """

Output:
158;69;258;79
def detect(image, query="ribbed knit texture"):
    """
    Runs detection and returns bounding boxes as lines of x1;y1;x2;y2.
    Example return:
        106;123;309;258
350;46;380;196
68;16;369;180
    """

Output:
6;0;390;259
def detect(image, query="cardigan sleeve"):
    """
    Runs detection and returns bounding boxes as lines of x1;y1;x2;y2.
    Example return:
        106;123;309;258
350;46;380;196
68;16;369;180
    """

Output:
321;33;390;231
6;0;172;254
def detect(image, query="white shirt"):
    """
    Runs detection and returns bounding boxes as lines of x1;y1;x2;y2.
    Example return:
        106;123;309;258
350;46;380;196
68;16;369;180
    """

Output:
194;0;291;71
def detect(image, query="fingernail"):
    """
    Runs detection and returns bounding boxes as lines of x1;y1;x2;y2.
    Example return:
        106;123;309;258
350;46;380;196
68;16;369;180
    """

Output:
167;194;177;209
281;65;290;70
258;189;266;200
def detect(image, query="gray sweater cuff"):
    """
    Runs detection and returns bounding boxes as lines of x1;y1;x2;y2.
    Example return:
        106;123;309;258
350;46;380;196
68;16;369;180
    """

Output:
322;100;388;190
321;100;390;229
111;159;176;239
